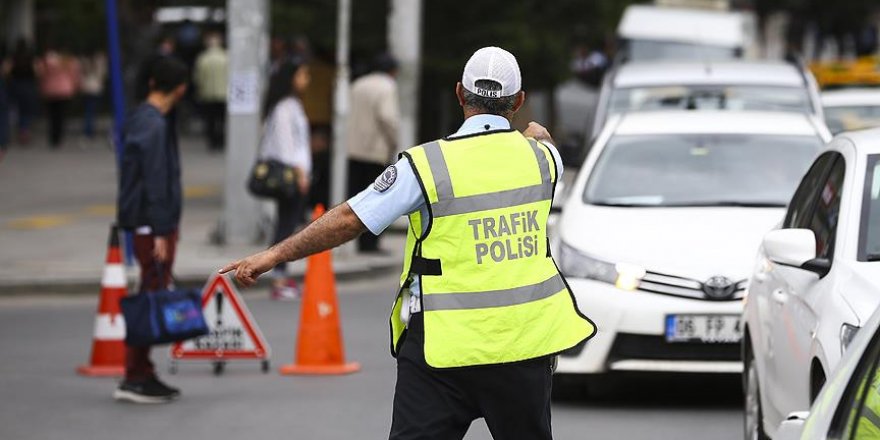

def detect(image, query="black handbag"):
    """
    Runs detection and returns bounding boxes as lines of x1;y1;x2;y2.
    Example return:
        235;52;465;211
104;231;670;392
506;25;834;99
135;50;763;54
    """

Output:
120;266;208;347
247;159;299;199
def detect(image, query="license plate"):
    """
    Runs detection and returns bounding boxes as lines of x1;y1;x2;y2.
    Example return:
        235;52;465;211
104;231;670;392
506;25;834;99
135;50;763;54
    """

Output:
665;314;742;343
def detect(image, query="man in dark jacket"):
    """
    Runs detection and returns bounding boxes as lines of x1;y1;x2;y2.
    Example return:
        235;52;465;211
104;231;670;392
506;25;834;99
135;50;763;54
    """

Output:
115;57;188;404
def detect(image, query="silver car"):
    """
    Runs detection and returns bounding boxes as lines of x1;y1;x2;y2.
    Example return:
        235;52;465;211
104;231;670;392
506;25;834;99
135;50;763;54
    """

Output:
588;61;824;151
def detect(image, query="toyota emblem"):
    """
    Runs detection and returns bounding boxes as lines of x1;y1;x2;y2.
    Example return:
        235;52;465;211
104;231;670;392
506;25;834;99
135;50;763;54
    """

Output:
702;276;736;300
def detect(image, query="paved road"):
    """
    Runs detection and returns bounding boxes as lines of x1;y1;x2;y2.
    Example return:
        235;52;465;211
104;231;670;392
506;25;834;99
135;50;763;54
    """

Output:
0;272;742;440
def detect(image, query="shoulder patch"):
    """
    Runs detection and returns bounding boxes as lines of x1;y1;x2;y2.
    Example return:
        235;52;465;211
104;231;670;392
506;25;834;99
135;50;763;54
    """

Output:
373;165;398;193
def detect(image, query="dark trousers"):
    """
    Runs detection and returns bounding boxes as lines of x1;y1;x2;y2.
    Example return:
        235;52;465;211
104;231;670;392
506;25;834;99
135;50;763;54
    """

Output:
125;231;178;381
347;159;387;251
8;79;37;133
45;98;69;147
201;101;226;150
82;94;99;138
273;194;305;273
390;313;554;440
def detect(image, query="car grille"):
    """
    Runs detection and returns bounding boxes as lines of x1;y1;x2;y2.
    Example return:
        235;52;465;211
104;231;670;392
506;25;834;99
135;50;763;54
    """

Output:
637;271;746;301
608;333;741;362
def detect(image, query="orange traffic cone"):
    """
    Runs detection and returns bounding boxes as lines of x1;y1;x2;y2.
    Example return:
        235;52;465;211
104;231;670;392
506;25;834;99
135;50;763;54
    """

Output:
77;225;128;376
280;205;361;375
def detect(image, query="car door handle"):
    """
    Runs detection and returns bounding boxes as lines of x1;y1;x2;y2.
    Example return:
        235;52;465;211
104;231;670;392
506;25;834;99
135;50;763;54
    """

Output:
771;288;788;305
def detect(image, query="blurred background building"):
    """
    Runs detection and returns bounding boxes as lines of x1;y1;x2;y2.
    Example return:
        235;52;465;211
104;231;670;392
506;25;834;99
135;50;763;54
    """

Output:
1;0;876;143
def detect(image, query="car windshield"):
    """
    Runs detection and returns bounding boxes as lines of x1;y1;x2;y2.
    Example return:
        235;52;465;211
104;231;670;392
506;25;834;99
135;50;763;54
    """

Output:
861;154;880;261
610;85;812;114
584;134;823;207
626;40;738;62
824;105;880;134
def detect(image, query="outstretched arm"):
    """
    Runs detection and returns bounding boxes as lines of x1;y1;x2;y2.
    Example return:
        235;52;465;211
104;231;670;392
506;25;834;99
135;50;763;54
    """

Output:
219;202;367;286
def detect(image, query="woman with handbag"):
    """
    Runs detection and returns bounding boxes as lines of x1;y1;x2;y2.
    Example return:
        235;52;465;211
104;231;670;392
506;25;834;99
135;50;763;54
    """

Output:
256;59;312;300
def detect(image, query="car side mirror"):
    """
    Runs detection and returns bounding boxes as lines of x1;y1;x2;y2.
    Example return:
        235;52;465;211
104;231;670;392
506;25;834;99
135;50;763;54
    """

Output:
774;411;808;440
763;229;832;277
763;229;817;267
802;258;831;277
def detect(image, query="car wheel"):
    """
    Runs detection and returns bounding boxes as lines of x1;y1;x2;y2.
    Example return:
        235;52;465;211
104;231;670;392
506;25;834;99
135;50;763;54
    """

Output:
810;365;826;404
744;344;770;440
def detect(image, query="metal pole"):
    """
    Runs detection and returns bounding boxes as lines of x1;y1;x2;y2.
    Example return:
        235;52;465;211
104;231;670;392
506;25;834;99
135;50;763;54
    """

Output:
104;0;126;167
388;0;422;152
330;0;351;208
223;0;268;245
104;0;133;265
330;0;353;255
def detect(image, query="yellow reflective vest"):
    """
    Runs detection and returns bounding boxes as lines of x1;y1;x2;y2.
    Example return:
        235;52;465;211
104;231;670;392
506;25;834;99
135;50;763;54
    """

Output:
389;129;596;368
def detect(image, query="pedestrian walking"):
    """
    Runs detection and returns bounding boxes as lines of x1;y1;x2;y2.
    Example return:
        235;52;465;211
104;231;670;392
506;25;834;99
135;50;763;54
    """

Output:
346;53;400;253
5;38;38;145
258;59;312;301
36;45;80;148
115;57;189;404
221;47;596;439
193;32;228;151
79;49;107;139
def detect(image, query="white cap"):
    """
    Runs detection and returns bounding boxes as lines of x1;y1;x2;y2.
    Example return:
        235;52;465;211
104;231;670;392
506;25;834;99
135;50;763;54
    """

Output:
461;47;522;98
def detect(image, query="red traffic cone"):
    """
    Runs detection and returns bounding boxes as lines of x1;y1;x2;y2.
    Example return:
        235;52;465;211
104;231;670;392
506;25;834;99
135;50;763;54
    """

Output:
77;225;128;377
280;205;360;375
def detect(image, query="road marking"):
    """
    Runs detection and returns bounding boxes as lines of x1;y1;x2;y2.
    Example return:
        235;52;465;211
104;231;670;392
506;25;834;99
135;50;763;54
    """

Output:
4;185;220;231
85;204;116;215
184;185;220;199
6;214;74;230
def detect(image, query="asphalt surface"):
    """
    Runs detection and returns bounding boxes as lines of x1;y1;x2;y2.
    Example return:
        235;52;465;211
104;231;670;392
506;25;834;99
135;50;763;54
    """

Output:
0;272;743;440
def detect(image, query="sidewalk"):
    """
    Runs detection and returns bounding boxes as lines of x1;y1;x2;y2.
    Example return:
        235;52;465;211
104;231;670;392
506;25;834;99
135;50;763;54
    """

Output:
0;133;403;294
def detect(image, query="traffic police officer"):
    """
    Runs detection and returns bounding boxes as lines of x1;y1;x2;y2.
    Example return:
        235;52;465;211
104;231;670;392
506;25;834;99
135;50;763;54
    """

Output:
221;46;596;440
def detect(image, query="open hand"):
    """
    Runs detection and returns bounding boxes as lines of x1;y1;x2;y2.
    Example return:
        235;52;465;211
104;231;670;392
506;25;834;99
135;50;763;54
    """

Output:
219;249;279;287
523;121;555;145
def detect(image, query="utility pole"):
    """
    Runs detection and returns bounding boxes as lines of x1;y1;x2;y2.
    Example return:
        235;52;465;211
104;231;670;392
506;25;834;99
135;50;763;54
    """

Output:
327;0;353;255
223;0;269;245
388;0;422;151
330;0;352;209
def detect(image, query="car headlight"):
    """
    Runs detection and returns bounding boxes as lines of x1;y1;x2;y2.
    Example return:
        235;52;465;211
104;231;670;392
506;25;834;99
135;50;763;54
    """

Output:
841;323;860;354
558;242;646;291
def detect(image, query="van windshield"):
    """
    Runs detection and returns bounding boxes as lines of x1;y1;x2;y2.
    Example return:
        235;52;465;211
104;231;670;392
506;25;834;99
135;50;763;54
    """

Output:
584;134;822;207
610;85;813;115
625;40;738;62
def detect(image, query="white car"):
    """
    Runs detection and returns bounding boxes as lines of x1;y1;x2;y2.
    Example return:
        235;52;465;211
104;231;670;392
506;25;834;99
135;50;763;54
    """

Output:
616;4;752;63
771;305;880;440
590;60;824;146
553;110;830;391
822;88;880;134
743;128;880;439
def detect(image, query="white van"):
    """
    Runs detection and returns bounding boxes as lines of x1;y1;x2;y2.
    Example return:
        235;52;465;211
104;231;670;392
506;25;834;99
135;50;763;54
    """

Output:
617;5;752;62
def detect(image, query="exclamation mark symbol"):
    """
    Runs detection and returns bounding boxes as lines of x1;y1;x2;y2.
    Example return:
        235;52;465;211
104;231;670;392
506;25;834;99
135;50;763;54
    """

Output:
215;291;224;328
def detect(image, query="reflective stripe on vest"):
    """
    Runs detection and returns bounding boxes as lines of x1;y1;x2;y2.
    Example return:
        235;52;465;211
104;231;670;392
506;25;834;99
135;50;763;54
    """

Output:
422;274;565;311
390;131;596;368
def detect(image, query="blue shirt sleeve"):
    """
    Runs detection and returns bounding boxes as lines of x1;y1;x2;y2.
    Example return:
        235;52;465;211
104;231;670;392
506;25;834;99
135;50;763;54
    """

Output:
347;158;425;235
348;140;563;236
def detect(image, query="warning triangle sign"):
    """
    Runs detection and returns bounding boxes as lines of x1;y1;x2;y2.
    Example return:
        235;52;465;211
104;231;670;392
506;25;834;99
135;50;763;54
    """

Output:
171;274;270;360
